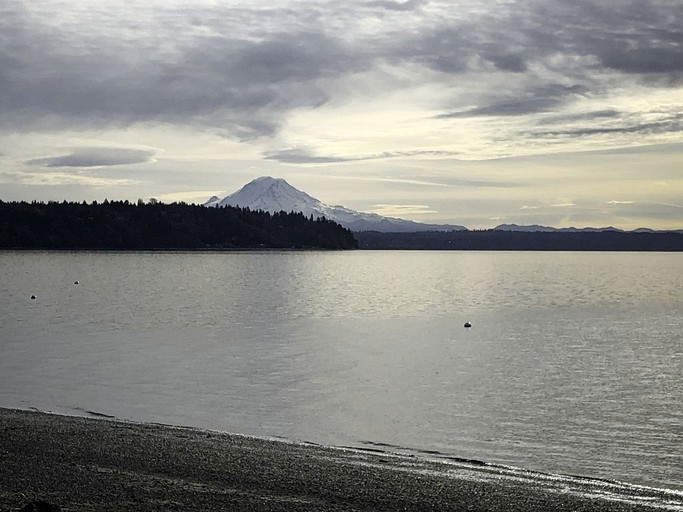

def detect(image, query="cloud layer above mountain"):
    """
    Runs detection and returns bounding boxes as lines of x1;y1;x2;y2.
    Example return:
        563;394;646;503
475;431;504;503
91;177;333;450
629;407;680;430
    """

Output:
1;0;681;229
27;148;155;168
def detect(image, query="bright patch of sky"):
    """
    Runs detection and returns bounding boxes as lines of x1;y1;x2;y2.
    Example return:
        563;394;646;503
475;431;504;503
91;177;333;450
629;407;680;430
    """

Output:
1;0;682;229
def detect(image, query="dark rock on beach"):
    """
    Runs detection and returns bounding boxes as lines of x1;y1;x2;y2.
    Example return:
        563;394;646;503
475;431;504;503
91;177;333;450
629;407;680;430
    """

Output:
0;408;679;511
19;502;62;512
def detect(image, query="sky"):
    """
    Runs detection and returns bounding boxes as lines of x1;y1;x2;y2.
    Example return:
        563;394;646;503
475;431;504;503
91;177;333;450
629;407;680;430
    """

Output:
1;0;682;230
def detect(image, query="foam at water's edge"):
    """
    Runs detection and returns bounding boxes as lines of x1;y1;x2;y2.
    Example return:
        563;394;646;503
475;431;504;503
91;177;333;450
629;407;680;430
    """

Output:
354;438;683;499
337;443;683;511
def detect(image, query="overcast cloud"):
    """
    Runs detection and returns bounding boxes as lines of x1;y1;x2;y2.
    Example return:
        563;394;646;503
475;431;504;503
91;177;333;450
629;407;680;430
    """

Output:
1;0;681;229
27;148;156;168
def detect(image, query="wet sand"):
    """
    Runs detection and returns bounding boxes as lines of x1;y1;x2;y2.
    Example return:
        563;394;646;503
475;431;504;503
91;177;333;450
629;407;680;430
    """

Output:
1;408;680;511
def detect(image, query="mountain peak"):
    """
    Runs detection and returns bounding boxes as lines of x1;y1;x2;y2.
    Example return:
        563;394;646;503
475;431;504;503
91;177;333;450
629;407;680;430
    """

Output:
214;176;321;212
204;195;221;207
253;176;284;184
250;176;290;190
205;177;466;233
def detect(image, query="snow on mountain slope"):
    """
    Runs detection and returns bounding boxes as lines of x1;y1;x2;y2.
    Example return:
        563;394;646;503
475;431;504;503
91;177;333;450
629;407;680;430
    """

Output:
205;177;466;232
204;195;221;208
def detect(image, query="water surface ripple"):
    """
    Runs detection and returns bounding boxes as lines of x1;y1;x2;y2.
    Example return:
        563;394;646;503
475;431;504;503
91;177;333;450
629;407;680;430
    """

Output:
1;250;681;490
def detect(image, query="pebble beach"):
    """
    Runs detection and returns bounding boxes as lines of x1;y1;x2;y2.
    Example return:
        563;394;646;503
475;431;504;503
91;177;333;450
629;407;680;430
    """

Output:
1;408;681;511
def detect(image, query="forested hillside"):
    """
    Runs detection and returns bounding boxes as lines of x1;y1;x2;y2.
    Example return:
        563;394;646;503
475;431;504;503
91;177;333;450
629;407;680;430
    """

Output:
355;230;683;251
0;200;358;250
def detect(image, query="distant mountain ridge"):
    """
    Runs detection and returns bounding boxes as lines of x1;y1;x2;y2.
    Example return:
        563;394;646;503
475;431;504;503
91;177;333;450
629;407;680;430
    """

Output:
492;223;683;234
205;177;682;234
205;176;467;233
493;223;621;233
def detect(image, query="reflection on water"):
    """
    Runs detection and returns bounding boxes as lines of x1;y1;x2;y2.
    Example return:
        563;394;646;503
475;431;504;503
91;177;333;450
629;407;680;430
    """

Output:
0;250;681;490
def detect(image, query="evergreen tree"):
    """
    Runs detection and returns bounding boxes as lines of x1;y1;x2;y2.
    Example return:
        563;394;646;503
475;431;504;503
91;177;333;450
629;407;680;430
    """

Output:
0;201;358;250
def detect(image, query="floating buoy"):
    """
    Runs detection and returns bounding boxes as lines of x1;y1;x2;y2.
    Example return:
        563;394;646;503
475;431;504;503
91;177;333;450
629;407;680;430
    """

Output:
464;322;471;328
31;295;36;300
74;281;79;285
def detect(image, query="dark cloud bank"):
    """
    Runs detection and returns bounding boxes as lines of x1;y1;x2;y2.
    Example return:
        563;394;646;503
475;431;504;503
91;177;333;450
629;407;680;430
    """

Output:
0;0;681;140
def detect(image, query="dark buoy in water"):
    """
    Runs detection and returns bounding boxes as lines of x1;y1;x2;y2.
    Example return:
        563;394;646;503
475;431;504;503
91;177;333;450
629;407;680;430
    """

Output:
31;295;36;300
74;280;79;285
464;321;471;328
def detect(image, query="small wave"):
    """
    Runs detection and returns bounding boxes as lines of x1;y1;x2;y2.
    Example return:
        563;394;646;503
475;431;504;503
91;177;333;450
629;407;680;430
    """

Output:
351;438;683;510
71;406;117;419
10;404;118;420
359;439;490;467
341;445;392;455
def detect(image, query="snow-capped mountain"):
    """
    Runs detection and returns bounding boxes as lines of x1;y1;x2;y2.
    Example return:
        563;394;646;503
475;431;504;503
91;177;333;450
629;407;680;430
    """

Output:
205;176;466;233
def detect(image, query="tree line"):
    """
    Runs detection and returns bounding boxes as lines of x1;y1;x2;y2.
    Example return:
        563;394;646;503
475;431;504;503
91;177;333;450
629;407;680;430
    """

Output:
0;200;358;250
354;229;683;251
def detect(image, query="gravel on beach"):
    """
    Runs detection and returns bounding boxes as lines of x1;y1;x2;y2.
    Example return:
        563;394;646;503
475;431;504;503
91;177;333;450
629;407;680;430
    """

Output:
1;408;680;511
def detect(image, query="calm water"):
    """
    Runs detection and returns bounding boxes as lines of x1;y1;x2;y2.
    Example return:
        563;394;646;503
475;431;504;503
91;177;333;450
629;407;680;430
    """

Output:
1;250;681;490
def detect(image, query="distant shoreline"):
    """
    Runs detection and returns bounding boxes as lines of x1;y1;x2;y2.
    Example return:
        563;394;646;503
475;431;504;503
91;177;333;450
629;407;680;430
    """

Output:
354;230;683;251
3;232;682;252
0;201;358;250
1;407;681;511
3;229;683;252
3;198;681;252
0;246;337;252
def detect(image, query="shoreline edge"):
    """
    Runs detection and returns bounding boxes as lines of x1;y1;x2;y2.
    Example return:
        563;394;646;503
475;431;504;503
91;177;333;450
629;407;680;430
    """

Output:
1;407;681;511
